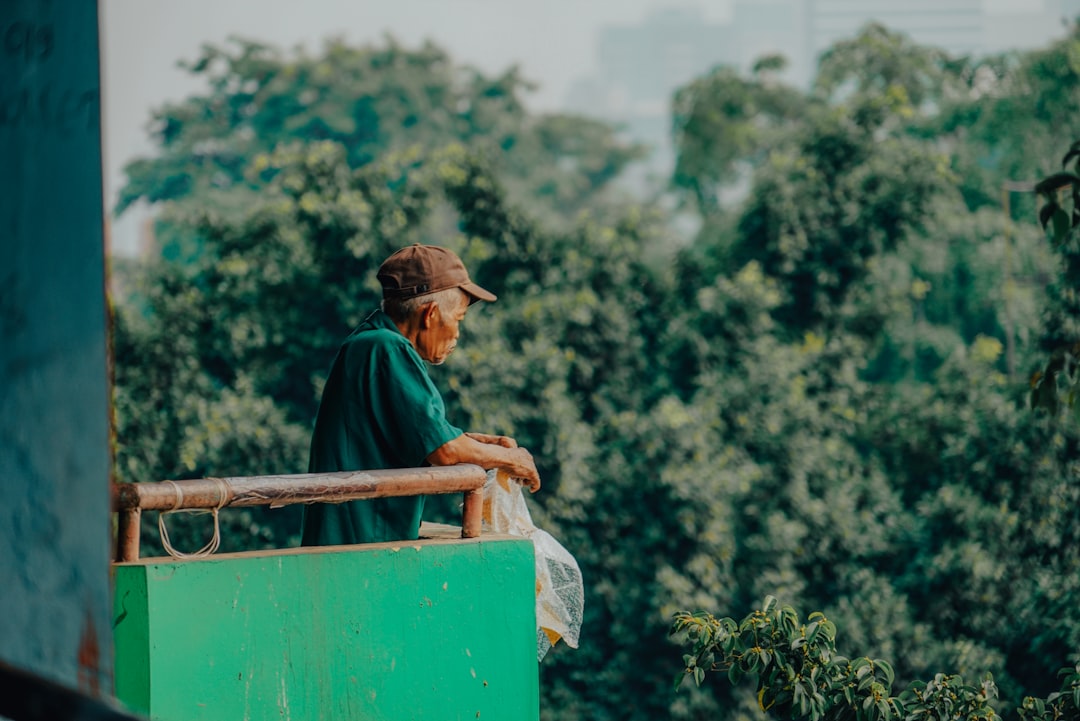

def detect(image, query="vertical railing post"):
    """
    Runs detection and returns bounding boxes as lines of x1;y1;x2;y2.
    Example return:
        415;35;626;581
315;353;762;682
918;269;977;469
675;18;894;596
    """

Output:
116;509;141;563
461;487;483;538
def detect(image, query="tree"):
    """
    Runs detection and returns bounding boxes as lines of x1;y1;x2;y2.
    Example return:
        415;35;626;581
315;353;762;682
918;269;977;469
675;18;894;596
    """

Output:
116;36;644;238
112;36;649;550
111;27;1080;721
671;62;806;214
815;22;972;127
658;22;1080;720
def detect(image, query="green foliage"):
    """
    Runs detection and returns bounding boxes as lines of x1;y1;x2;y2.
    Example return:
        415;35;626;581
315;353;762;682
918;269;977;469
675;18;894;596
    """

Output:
732;115;951;333
674;597;1080;721
1017;665;1080;721
814;22;969;128
945;23;1080;208
117;36;643;231
111;25;1080;721
671;64;806;212
1031;141;1080;418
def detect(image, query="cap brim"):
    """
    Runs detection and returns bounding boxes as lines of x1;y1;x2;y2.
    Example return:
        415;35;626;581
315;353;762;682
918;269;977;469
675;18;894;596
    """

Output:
461;282;497;304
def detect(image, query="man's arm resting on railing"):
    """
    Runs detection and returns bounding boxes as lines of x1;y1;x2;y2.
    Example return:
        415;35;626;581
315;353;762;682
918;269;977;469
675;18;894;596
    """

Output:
427;433;541;492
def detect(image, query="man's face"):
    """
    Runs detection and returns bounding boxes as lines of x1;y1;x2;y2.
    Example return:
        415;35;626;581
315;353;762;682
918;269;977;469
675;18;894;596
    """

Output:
416;292;468;365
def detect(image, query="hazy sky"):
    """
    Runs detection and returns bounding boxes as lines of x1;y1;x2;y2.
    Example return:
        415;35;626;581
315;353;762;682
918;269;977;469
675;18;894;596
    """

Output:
99;0;1048;251
100;0;735;208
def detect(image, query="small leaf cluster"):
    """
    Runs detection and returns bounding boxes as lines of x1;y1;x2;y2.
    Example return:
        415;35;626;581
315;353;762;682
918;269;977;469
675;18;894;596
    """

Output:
1034;141;1080;247
1017;664;1080;721
672;596;1000;721
1031;141;1080;419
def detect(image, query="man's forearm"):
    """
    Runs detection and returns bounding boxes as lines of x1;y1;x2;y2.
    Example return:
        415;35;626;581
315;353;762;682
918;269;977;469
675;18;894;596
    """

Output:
427;433;541;492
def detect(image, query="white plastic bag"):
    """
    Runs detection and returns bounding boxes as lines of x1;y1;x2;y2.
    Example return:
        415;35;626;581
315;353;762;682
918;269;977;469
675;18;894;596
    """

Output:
482;470;584;661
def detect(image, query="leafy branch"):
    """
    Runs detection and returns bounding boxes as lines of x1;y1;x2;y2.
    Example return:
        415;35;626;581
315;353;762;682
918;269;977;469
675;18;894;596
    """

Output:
1017;665;1080;721
1031;141;1080;418
672;597;1079;721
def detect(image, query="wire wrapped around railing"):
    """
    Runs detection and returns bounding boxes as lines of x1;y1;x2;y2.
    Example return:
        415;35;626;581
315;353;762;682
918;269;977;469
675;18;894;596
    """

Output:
111;464;488;562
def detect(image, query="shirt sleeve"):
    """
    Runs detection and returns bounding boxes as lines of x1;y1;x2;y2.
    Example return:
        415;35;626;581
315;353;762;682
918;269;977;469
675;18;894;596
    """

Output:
368;338;463;467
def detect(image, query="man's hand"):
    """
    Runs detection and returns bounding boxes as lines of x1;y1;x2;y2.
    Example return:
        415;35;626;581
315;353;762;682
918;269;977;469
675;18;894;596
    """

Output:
500;446;541;493
428;433;541;493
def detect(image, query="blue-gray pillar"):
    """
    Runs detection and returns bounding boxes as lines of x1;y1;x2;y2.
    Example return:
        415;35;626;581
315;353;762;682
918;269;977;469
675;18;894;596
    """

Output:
0;0;112;697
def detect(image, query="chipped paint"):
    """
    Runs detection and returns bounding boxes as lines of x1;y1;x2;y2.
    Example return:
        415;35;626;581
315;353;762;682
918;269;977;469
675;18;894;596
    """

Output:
77;608;102;696
277;673;290;720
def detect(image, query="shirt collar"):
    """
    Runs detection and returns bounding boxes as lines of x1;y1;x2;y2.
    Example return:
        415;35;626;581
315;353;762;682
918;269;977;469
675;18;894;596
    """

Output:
357;308;396;331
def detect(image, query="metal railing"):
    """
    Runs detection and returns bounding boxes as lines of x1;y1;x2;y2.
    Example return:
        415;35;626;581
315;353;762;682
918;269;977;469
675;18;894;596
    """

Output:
111;464;488;562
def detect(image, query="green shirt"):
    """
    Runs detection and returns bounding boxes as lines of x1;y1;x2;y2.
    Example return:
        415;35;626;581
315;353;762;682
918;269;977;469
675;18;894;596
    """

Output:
300;310;463;545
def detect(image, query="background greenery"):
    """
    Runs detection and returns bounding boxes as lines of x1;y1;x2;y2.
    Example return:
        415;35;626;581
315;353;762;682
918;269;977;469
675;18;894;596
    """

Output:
111;23;1080;721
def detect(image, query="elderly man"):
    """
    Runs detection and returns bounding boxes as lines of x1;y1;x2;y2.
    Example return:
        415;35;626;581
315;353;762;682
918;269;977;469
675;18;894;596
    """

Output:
301;244;541;546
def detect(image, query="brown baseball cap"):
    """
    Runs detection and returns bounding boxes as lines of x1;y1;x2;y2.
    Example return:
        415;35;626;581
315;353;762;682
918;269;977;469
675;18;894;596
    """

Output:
377;244;497;304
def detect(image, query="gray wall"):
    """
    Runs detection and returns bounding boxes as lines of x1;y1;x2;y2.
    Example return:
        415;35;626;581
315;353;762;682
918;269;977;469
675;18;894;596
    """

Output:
0;0;112;696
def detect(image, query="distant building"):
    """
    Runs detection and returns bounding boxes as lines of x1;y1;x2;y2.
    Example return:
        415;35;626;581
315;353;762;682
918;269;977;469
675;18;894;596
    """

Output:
566;1;1075;186
985;7;1068;54
809;0;984;62
565;6;739;185
990;0;1080;52
733;0;811;86
594;6;738;113
1059;0;1080;22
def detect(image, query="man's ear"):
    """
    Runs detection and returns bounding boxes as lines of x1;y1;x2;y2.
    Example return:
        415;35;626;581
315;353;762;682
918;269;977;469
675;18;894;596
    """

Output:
420;301;440;329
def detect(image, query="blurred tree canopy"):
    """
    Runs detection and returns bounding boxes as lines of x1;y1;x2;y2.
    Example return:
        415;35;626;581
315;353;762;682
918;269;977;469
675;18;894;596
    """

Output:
116;36;645;236
113;25;1080;721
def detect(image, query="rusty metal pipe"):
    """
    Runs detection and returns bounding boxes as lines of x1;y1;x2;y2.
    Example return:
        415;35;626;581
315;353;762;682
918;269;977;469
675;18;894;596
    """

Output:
112;465;489;560
113;465;487;511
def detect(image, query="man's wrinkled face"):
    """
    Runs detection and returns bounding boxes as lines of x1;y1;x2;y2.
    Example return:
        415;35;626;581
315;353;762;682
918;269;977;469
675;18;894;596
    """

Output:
417;292;468;365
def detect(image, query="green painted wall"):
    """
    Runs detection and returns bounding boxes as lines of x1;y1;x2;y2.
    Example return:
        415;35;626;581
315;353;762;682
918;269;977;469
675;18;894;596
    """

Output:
113;535;539;721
